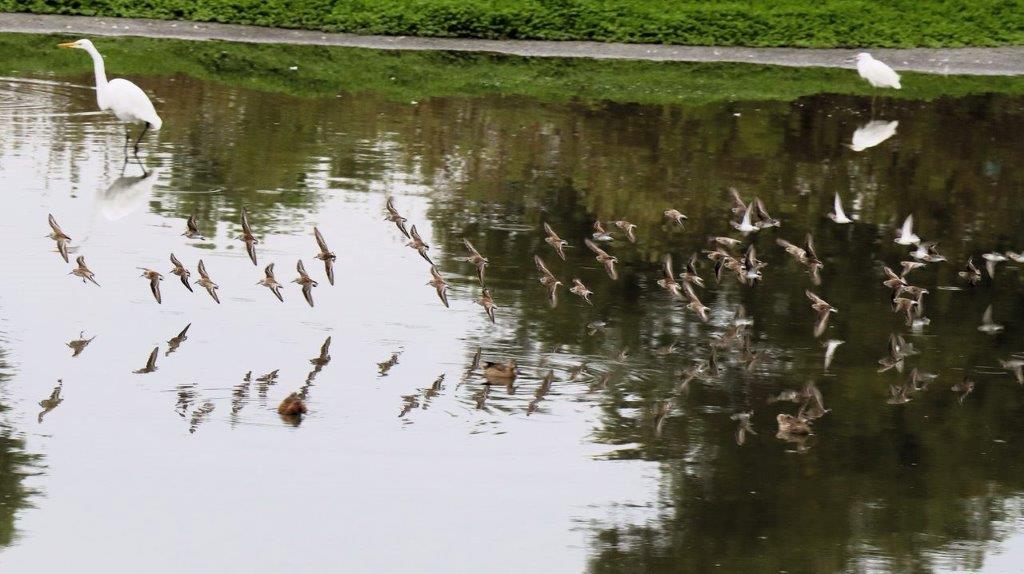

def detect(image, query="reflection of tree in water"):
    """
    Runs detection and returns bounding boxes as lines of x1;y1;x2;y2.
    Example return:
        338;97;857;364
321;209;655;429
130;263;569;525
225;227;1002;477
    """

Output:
14;67;1024;249
407;93;1024;572
7;64;1024;567
0;348;41;549
585;397;1024;573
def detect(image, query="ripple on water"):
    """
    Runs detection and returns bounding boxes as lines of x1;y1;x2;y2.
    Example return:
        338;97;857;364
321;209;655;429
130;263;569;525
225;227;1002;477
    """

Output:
0;77;98;121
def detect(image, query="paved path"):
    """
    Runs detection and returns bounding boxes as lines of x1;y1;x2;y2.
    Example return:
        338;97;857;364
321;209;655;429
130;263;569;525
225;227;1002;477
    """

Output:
3;12;1023;75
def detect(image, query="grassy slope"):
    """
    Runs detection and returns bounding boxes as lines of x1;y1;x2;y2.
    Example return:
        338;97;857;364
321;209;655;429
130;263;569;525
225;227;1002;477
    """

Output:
3;33;1024;106
2;0;1024;48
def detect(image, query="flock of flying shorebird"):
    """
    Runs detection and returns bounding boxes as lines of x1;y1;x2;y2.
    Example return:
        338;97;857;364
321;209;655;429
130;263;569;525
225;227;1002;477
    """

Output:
45;206;339;419
47;207;336;307
382;185;1024;446
38;43;1015;435
43;183;1024;435
32;42;1019;437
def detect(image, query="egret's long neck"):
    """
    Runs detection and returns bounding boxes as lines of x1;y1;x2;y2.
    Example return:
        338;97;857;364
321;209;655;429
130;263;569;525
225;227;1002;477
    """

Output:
83;45;108;94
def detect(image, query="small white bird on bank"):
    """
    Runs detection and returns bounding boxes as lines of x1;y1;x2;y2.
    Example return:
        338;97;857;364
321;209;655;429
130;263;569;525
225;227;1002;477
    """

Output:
856;53;901;89
59;39;162;155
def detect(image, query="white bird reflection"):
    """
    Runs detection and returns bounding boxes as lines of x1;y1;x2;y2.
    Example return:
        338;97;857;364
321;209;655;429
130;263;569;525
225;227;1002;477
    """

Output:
98;168;160;221
849;120;898;152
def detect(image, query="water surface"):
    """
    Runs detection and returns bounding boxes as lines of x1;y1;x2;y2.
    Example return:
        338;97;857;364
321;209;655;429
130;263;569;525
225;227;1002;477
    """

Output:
1;34;1024;573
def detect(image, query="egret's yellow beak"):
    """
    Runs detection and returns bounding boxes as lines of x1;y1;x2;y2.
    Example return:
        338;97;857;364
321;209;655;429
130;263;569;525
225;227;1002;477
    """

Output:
58;42;77;49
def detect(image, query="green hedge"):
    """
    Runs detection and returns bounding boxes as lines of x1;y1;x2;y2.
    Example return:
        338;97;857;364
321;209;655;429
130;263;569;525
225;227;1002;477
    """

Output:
3;0;1024;48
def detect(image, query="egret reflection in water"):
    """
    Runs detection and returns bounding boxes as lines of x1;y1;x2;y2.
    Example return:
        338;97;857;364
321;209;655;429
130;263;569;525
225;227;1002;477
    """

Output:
849;119;899;151
99;168;160;221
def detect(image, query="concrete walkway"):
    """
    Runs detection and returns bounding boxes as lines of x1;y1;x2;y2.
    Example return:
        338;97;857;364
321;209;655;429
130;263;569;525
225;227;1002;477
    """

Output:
2;12;1023;76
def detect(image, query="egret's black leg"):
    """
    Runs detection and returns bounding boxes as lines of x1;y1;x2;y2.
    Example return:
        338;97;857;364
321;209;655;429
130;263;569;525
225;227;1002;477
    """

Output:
133;122;150;156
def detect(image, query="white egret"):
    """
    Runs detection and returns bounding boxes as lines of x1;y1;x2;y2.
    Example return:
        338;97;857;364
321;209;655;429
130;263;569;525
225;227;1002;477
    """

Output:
58;39;162;155
855;53;901;89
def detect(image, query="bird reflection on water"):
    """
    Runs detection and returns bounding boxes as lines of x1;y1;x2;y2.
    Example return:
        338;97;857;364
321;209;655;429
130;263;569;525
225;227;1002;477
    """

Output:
66;332;95;358
37;381;64;423
99;168;159;221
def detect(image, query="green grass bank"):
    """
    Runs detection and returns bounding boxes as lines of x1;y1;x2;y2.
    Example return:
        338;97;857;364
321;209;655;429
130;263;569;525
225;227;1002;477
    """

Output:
5;33;1024;105
3;1;1024;48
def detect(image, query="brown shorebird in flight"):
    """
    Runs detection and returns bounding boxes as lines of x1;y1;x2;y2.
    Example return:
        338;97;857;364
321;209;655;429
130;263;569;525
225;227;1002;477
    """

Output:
900;260;925;278
293;259;318;307
534;255;562;307
613;220;638;243
570;278;593;305
709;236;743;249
753;197;780;228
385;197;411;238
182;214;205;240
958;257;982;285
543;222;569;260
462;239;489;285
657;254;683;299
534;254;558;288
169;253;193;292
806;290;836;337
239;207;258;265
407;225;433;265
427;265;449;308
584;239;618;280
258;262;285;302
591;220;613;242
684;285;710;323
805;290;836;314
71;255;100;286
138;268;163;303
664;209;688;226
313;227;336;285
476;287;497;324
47;214;71;262
195;259;220;304
729;188;747;215
882;265;907;291
679;253;705;288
